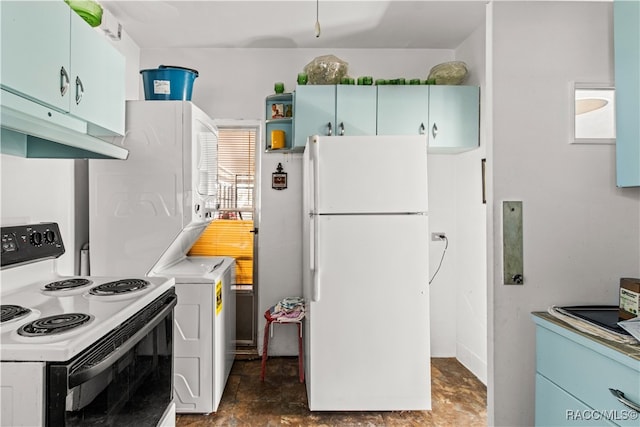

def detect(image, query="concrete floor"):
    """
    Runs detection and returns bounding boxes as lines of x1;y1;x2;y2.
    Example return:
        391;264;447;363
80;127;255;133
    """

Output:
176;356;487;426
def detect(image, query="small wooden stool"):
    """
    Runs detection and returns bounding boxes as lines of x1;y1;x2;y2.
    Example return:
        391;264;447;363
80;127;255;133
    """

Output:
260;309;304;383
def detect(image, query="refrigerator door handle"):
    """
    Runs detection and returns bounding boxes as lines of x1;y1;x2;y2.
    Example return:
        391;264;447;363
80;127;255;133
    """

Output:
309;215;315;272
310;215;320;302
308;153;320;302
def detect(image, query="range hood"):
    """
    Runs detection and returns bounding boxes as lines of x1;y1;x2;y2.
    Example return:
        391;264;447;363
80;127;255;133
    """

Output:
1;89;129;160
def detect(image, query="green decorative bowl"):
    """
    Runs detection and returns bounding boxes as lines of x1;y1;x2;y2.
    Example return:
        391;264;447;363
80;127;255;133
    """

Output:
65;0;103;27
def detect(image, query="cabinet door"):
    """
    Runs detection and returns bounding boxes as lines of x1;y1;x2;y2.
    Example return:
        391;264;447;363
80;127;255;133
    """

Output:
614;0;640;187
535;374;613;427
428;85;479;152
293;85;335;149
0;1;70;112
335;85;377;136
376;86;429;135
536;322;640;427
70;11;125;135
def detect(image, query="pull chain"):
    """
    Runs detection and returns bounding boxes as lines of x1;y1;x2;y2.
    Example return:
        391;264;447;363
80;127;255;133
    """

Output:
314;0;321;37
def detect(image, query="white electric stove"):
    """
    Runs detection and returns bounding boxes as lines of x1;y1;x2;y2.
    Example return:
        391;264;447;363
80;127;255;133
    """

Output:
1;274;175;361
0;222;177;427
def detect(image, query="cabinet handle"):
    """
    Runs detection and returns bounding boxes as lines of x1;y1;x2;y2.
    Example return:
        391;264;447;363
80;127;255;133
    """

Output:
339;122;345;136
419;123;426;135
432;123;438;139
75;76;84;105
60;67;69;97
327;122;332;136
609;388;640;413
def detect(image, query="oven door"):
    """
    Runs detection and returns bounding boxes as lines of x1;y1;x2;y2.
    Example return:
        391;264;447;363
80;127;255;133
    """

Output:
47;289;176;427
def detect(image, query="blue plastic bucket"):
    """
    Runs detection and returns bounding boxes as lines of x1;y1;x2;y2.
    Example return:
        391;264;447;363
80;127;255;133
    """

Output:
140;65;199;100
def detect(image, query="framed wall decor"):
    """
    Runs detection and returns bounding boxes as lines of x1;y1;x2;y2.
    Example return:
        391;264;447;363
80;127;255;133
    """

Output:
272;162;287;190
571;83;616;144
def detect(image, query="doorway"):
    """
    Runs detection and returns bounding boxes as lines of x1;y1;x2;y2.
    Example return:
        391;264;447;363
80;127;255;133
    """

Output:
188;119;261;349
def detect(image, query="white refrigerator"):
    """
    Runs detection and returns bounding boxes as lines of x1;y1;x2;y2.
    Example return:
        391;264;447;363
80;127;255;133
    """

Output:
302;135;431;411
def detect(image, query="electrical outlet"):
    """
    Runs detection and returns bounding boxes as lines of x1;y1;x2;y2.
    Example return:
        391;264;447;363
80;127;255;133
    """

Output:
431;232;446;241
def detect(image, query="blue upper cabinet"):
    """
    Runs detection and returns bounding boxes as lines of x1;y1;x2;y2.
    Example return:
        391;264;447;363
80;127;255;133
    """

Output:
69;10;125;136
428;85;480;153
1;1;71;112
0;0;125;136
294;85;377;149
335;85;377;136
614;0;640;187
293;85;336;149
294;84;479;153
377;86;429;136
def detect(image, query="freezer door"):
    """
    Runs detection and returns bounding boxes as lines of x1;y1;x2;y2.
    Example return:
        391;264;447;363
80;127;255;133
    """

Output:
306;214;431;411
309;135;428;214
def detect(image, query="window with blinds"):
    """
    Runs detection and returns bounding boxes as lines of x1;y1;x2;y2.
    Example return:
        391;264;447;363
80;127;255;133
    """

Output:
216;128;256;220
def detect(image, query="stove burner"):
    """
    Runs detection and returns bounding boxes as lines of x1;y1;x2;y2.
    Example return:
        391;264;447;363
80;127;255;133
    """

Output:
43;278;93;291
1;305;31;323
89;279;150;296
18;313;92;337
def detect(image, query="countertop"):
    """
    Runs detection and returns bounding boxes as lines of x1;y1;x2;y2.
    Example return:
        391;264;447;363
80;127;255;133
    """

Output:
532;311;640;362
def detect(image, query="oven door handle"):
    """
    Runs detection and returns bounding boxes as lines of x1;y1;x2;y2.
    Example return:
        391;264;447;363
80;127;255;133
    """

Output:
69;295;177;388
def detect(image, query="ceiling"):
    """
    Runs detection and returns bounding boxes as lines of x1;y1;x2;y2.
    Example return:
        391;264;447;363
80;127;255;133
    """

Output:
100;1;488;50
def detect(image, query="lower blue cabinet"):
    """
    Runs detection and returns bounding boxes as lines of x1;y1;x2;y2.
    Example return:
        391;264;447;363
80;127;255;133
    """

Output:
533;314;640;427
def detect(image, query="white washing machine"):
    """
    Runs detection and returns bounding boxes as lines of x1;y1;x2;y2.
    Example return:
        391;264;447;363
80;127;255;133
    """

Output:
152;256;236;414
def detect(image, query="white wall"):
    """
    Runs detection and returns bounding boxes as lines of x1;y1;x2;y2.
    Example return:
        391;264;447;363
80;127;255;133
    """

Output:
424;19;489;388
0;156;78;275
454;20;488;384
488;2;640;425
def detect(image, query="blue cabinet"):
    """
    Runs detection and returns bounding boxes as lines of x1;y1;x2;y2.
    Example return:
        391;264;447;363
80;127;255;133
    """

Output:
293;85;376;150
1;1;70;112
293;84;479;152
69;10;125;135
377;86;429;136
533;314;640;426
535;374;612;427
293;85;335;150
428;85;479;153
0;0;125;136
335;85;377;136
614;0;640;187
377;85;479;152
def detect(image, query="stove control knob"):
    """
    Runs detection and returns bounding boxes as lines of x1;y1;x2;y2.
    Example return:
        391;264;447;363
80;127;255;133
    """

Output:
30;231;43;246
44;230;57;244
